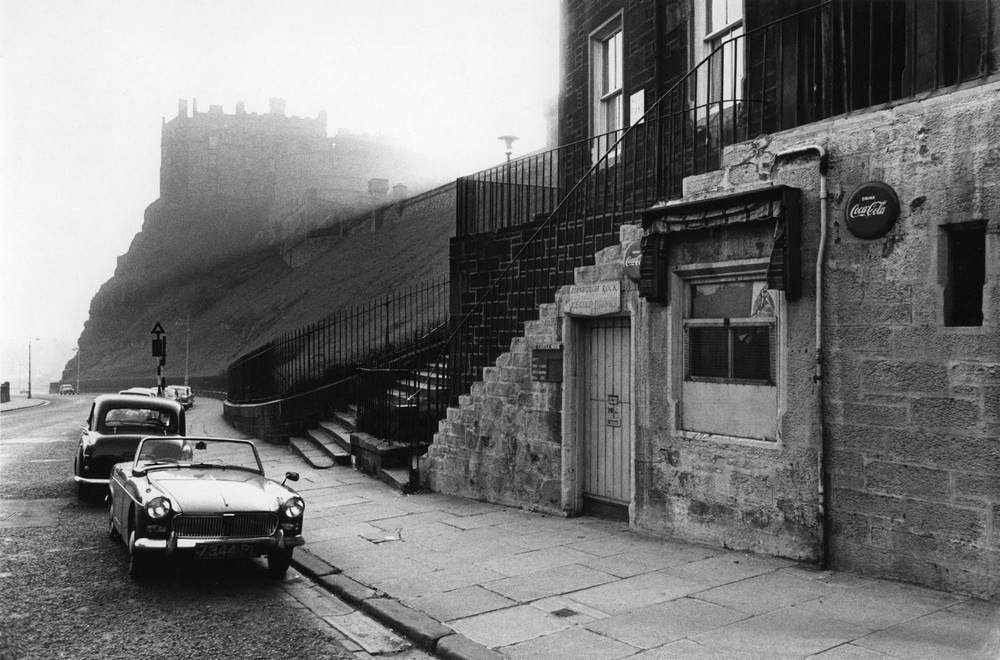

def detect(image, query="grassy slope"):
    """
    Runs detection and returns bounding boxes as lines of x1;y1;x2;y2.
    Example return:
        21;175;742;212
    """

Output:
72;197;454;382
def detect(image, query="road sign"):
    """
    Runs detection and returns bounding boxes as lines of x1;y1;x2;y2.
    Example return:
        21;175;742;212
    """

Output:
151;322;165;335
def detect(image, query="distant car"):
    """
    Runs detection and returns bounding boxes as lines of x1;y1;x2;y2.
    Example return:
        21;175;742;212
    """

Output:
118;387;157;397
59;384;76;395
164;385;194;409
73;394;185;499
108;436;305;579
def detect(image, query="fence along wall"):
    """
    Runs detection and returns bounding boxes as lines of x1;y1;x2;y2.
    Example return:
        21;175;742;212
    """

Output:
227;277;449;405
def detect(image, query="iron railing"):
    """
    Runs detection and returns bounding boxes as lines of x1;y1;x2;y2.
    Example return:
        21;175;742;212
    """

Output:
425;0;993;434
226;277;448;404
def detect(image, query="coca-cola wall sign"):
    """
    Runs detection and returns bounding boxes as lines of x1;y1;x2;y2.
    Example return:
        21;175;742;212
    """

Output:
843;181;900;239
622;240;643;282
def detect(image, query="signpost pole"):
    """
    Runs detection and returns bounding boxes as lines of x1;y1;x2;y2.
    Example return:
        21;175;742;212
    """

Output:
151;322;166;397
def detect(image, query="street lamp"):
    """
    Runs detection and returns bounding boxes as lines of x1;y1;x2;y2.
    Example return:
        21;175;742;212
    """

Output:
497;135;519;163
73;346;81;393
27;337;39;399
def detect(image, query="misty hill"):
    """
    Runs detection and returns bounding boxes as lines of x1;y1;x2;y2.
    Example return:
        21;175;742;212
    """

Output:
68;185;454;388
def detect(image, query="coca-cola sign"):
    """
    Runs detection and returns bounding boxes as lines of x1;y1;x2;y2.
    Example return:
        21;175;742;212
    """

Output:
622;240;643;282
844;181;900;239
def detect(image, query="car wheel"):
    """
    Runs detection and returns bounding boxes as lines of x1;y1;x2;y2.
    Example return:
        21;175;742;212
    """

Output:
107;499;120;542
128;530;154;579
266;548;293;578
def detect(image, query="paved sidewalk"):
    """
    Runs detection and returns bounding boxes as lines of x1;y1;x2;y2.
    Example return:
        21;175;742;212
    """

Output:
0;396;49;413
247;442;1000;659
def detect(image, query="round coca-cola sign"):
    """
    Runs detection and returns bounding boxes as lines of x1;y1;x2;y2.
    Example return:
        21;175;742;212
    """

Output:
622;240;643;282
844;181;900;239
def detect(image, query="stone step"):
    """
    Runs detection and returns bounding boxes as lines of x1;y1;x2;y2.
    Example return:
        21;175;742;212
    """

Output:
305;428;351;464
288;436;336;469
332;409;357;433
378;467;412;492
317;419;353;453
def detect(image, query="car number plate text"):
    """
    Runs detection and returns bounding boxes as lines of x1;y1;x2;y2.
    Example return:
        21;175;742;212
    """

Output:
194;542;255;559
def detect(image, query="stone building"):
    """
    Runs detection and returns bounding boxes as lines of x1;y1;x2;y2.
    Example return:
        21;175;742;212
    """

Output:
159;98;409;241
424;0;999;600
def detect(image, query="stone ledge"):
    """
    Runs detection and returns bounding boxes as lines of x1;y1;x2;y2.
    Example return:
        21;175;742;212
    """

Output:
292;547;341;578
359;597;454;652
436;633;503;660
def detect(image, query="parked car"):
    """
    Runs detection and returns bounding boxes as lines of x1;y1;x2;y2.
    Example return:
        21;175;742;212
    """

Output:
118;387;157;397
164;385;194;409
73;394;185;499
59;384;76;395
107;436;304;579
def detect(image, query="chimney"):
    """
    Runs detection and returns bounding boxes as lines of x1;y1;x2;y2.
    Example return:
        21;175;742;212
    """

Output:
177;98;188;118
269;98;286;116
368;178;389;197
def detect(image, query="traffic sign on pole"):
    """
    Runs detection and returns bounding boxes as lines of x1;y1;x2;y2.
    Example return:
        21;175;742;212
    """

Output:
151;321;166;396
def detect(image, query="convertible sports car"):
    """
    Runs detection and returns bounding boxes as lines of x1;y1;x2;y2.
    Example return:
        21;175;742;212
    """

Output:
107;436;305;579
73;394;185;499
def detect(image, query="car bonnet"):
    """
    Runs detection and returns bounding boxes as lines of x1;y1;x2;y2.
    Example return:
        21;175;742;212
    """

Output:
147;470;286;513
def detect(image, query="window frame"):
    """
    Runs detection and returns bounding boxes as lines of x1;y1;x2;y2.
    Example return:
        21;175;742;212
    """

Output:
691;0;746;112
671;259;786;446
683;274;776;386
589;13;625;164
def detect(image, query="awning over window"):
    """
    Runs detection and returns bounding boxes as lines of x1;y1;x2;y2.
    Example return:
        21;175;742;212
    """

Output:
639;185;802;302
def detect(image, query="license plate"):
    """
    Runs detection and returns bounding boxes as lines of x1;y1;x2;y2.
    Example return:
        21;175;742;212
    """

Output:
194;542;255;559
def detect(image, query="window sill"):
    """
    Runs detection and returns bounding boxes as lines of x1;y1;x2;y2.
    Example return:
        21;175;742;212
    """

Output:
678;429;780;448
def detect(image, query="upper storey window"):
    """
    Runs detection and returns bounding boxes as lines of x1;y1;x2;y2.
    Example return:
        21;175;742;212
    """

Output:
591;15;624;159
697;0;745;110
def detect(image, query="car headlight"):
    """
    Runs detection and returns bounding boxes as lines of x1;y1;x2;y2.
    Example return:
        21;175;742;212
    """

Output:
281;497;305;519
145;496;173;520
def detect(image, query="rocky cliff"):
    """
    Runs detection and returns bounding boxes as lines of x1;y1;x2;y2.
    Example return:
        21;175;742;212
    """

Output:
66;185;454;390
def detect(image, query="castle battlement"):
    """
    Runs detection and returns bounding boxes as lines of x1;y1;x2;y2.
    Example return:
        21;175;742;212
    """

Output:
157;98;414;242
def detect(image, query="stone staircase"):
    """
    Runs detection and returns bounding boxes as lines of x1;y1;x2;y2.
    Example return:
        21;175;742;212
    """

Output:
288;409;355;469
421;223;643;510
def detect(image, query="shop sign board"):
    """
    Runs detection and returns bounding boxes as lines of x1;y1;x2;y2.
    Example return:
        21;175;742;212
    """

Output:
567;281;621;316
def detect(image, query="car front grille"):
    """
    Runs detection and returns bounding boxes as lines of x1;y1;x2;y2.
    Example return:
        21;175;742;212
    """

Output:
172;513;278;538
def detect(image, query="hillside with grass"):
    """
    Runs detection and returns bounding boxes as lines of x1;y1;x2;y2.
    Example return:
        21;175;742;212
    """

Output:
66;187;454;390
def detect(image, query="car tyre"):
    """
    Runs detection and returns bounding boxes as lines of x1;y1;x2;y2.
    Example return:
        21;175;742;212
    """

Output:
107;499;120;542
128;530;154;579
267;548;293;578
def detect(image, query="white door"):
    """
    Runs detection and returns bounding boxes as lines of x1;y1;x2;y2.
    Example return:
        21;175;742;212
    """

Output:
581;317;632;516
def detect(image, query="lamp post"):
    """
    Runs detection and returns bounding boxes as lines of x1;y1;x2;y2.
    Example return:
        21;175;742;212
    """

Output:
27;337;39;399
497;135;519;163
176;315;190;386
73;346;81;393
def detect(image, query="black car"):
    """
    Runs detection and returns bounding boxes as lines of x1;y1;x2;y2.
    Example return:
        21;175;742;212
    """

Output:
73;394;185;499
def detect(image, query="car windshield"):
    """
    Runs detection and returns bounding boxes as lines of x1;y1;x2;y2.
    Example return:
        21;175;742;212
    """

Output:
101;407;178;433
135;437;262;473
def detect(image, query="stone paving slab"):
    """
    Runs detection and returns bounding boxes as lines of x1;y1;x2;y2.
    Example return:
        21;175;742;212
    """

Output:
220;412;1000;660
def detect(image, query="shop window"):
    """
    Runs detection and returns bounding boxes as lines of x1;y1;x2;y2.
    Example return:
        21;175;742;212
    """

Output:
685;280;774;384
942;221;986;327
679;271;779;442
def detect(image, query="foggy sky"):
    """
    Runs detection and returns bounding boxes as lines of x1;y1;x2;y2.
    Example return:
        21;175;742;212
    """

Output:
0;0;559;391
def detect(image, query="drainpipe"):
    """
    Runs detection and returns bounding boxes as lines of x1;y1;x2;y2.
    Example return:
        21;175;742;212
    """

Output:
774;144;830;568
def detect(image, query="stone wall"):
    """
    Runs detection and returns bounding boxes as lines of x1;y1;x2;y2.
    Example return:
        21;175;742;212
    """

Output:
421;306;564;513
639;79;1000;598
426;79;1000;599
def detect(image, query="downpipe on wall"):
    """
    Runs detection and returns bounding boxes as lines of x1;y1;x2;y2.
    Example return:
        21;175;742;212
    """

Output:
774;143;831;568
